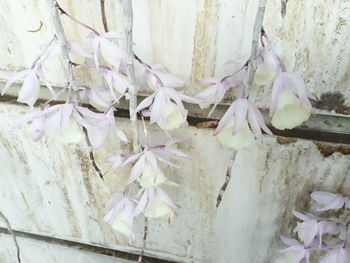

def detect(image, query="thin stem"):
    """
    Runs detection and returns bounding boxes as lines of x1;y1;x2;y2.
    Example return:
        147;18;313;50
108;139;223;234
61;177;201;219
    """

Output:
134;54;165;88
30;37;56;69
47;0;105;182
137;217;148;263
100;0;109;32
123;0;140;154
0;211;21;263
220;60;249;83
46;0;78;94
245;0;268;95
56;4;100;35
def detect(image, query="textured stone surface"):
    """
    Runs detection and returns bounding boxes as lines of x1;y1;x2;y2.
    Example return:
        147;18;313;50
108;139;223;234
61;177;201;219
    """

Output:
0;234;133;263
0;0;349;113
0;103;348;262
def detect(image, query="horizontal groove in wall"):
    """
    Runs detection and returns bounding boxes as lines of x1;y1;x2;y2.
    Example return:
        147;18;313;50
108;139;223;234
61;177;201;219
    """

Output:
0;227;180;263
0;88;349;144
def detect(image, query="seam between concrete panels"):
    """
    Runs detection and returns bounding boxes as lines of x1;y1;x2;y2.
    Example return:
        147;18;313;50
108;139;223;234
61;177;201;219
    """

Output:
0;227;181;263
0;82;349;144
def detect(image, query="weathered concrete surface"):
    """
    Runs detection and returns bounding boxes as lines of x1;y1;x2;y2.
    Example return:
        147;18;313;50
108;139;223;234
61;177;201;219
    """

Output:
0;103;348;262
0;0;349;114
0;234;133;263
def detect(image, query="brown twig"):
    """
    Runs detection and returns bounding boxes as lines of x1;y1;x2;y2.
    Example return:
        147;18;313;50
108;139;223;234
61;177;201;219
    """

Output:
100;0;109;32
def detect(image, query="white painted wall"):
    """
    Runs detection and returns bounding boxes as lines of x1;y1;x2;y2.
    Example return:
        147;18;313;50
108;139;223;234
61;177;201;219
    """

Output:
0;1;349;262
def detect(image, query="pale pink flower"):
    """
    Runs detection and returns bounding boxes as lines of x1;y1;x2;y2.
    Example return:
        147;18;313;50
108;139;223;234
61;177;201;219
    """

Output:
279;236;313;263
101;67;129;99
103;191;136;240
13;103;125;148
195;77;239;116
39;41;93;60
320;245;350;263
214;97;272;149
108;140;187;184
135;86;199;130
79;86;114;111
254;35;280;86
134;186;178;219
311;192;350;211
89;32;125;69
76;107;127;148
2;64;55;106
135;63;186;89
293;211;346;247
267;71;314;130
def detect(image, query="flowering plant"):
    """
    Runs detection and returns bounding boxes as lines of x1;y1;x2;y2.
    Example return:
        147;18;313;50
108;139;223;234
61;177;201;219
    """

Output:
277;191;350;263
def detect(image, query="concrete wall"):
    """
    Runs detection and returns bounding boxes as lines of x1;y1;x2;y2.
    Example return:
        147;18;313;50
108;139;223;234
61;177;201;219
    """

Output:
0;0;349;262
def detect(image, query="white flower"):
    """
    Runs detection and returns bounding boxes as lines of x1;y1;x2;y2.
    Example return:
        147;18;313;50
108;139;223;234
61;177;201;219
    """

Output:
254;62;277;86
110;207;135;239
268;72;314;130
214;98;272;149
320;246;350;263
134;187;178;219
103;192;136;240
138;164;167;188
144;195;175;219
157;102;188;130
254;42;279;86
195;77;238;115
217;120;255;149
271;90;311;130
278;236;312;263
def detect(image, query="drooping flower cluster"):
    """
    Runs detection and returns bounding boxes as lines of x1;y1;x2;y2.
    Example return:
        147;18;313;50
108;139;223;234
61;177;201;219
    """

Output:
197;30;315;150
103;138;188;239
276;191;350;263
0;4;197;242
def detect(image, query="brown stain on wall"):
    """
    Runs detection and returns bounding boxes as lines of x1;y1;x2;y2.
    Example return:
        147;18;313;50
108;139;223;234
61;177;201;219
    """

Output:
190;0;220;90
313;141;350;157
276;137;298;145
312;92;350;115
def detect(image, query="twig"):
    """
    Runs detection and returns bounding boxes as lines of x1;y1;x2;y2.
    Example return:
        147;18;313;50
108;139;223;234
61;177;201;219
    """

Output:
56;4;100;35
137;218;148;263
30;37;56;69
123;0;140;154
100;0;109;32
244;0;268;95
0;211;21;262
216;151;237;207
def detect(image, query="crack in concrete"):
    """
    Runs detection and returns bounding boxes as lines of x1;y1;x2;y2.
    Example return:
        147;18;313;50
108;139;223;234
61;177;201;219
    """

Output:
0;211;21;262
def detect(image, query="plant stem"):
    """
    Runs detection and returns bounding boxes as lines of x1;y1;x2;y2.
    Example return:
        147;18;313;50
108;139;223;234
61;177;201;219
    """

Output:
56;3;100;35
100;0;109;32
245;0;268;94
122;0;140;154
47;0;104;180
134;54;165;88
46;0;78;94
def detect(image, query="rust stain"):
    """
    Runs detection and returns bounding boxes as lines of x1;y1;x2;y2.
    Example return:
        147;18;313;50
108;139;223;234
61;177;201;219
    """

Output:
190;0;220;90
311;92;350;115
195;120;218;129
313;141;350;157
276;137;298;145
336;17;346;33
